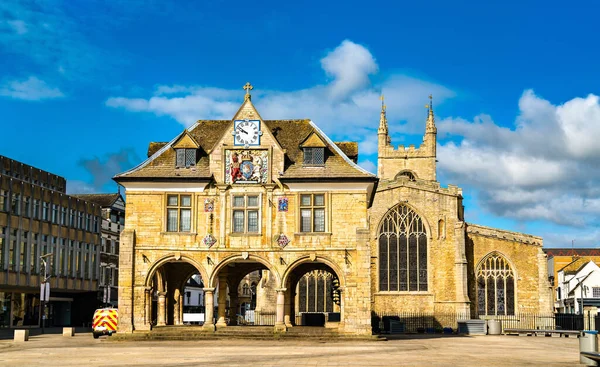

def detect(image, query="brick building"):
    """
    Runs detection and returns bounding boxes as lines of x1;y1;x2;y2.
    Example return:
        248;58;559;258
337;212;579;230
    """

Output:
114;85;552;335
0;155;102;329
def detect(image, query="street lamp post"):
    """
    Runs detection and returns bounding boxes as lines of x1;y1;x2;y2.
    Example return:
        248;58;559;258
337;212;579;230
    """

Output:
39;253;53;334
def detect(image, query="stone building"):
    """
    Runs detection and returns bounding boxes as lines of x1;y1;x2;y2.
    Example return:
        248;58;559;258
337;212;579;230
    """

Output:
72;193;125;307
114;85;552;335
0;155;102;329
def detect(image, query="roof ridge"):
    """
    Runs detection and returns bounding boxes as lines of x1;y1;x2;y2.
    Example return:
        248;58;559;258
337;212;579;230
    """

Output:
308;120;375;177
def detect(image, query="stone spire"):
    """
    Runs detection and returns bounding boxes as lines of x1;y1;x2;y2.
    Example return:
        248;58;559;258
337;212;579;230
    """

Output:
426;94;437;134
378;94;388;134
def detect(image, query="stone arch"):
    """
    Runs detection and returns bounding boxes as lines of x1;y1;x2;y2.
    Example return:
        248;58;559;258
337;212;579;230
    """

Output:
209;253;281;288
475;250;519;280
377;203;430;292
475;251;518;316
145;254;209;289
394;169;417;181
281;255;345;289
376;202;432;240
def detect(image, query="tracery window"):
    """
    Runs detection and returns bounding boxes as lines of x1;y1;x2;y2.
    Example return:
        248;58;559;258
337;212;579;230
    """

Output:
476;252;515;316
378;205;427;292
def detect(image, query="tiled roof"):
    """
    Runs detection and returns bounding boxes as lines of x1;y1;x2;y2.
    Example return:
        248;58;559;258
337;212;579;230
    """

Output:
335;142;359;163
544;248;600;257
115;119;375;181
147;142;167;157
71;193;121;207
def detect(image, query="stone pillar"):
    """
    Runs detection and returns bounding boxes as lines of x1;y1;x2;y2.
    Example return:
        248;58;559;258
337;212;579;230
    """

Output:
173;289;181;325
117;230;135;333
228;291;239;326
216;277;228;328
274;288;287;333
203;288;216;331
295;282;300;325
284;287;292;327
144;288;152;328
157;292;166;326
454;222;470;315
179;294;184;325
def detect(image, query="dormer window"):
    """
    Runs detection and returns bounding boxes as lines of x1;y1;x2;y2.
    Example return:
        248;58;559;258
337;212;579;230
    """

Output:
303;147;324;166
176;149;196;168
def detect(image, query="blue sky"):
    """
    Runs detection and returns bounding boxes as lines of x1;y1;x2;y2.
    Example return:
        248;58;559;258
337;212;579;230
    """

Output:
1;0;599;248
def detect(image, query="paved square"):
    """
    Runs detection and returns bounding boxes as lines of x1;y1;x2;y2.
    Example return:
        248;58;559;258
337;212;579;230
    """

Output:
0;333;586;366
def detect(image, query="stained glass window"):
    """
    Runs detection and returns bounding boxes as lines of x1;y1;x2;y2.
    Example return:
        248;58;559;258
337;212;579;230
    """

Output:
476;252;515;316
378;205;428;292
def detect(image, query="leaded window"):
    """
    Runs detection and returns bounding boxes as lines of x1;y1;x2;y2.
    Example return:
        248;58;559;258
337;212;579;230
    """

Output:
300;194;325;232
232;195;260;233
298;270;335;313
476;252;515;316
176;149;197;168
166;194;192;232
303;148;324;165
378;205;428;292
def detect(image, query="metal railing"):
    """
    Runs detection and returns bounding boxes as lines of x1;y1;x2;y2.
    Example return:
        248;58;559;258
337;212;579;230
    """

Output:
372;312;587;334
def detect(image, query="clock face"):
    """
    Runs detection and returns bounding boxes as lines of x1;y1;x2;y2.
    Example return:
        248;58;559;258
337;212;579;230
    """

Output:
234;120;262;146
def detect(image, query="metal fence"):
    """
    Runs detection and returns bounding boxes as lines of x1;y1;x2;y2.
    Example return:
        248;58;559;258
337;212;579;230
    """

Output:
372;312;591;334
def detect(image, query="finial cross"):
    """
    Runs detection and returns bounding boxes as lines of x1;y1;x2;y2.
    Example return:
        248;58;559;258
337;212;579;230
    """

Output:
243;82;253;100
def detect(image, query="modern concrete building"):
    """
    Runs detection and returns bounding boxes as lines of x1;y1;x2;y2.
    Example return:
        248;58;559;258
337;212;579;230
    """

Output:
0;155;102;329
72;193;124;308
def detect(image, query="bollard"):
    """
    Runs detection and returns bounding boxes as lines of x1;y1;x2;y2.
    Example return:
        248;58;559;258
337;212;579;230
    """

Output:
62;327;75;337
14;329;29;342
580;330;599;366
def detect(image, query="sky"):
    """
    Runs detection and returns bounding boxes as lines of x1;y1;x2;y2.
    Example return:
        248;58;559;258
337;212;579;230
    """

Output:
1;0;599;248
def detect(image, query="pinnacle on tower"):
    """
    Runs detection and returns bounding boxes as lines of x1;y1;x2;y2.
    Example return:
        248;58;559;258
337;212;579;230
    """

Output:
425;94;436;134
378;94;388;134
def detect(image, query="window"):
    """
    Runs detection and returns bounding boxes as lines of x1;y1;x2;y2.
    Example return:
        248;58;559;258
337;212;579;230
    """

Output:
51;204;58;223
11;193;20;215
303;147;324;165
232;195;260;233
176;149;197;168
166;194;192;232
23;197;30;217
378;204;428;292
242;283;250;295
33;199;40;219
593;287;600;298
476;252;515;316
42;202;49;221
0;190;8;212
300;194;325;232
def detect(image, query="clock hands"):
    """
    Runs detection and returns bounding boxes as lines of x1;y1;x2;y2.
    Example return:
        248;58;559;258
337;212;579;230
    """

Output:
237;127;249;135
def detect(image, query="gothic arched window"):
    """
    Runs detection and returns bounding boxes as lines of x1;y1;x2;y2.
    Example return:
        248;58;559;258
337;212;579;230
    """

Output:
242;283;250;295
476;252;515;316
378;205;428;291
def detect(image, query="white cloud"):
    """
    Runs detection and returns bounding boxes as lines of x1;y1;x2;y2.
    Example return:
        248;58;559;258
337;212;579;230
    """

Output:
0;76;64;101
438;90;600;230
106;40;454;146
321;40;378;100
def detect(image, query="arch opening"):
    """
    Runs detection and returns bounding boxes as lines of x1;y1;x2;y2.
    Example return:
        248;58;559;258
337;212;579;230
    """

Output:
146;258;207;328
210;257;279;327
284;261;343;327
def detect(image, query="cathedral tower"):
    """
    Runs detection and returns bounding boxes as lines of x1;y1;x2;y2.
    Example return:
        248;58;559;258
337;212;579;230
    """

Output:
377;95;437;181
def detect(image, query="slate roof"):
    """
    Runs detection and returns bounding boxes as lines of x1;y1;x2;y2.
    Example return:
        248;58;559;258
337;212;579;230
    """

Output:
71;193;121;207
115;118;375;182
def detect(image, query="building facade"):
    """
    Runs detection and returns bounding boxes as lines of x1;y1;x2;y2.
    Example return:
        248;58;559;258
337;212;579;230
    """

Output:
0;155;102;329
555;259;600;314
115;85;552;335
72;193;124;308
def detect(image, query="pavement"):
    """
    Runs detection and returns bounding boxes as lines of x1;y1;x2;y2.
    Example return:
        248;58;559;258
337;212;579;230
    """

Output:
0;332;588;366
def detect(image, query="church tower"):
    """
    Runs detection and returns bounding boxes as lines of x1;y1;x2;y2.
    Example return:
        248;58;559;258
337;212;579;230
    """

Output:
377;95;437;181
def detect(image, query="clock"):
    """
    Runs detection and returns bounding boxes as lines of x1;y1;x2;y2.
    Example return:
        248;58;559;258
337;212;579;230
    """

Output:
233;119;262;146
